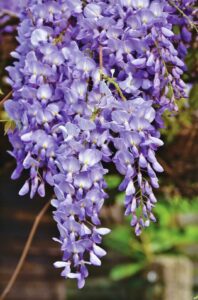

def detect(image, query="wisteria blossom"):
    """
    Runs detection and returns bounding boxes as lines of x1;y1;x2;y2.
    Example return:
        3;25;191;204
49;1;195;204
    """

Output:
4;0;197;288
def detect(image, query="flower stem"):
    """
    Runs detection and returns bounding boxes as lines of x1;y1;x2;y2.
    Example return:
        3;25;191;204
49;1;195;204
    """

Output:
99;45;126;101
100;72;127;101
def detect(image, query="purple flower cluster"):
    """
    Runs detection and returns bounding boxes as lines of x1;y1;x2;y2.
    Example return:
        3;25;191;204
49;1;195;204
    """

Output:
4;0;196;288
52;144;110;287
111;98;163;234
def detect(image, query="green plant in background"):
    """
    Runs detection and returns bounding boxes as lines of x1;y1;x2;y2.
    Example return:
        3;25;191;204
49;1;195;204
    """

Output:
160;97;192;143
160;85;198;144
189;84;198;110
104;175;198;282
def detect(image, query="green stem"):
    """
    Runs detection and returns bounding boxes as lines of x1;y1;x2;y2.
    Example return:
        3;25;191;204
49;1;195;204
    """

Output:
90;108;101;121
99;45;126;101
100;71;126;101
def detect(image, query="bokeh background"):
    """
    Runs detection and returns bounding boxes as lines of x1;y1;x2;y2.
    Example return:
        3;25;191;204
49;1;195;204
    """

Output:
0;12;198;300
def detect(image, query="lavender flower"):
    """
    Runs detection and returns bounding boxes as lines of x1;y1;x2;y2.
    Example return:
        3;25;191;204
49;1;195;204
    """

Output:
4;0;196;288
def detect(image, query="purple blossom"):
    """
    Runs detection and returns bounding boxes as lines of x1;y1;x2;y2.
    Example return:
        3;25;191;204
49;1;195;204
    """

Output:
4;0;196;289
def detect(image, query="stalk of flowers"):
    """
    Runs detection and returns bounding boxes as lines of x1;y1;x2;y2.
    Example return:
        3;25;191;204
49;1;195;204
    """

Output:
109;97;163;235
4;1;82;198
69;1;176;229
70;0;196;234
48;32;113;288
52;118;111;288
4;0;113;287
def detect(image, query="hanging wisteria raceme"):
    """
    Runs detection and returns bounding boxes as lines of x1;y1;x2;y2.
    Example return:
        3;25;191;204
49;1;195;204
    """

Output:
4;0;197;288
4;0;113;287
52;116;111;287
67;0;195;234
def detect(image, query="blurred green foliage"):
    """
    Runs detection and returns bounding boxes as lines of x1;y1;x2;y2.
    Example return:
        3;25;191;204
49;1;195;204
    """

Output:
104;175;198;282
161;98;192;143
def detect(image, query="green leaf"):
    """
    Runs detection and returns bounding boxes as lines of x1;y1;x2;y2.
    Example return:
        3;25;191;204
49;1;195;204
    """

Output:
115;192;125;204
166;84;174;99
104;226;134;257
184;226;198;243
110;262;146;281
154;203;171;227
4;120;16;135
189;84;198;109
105;174;121;189
172;25;180;35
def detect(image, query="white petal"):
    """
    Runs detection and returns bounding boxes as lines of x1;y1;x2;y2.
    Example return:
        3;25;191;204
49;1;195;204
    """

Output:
93;244;106;257
95;227;111;235
54;261;68;268
90;252;101;266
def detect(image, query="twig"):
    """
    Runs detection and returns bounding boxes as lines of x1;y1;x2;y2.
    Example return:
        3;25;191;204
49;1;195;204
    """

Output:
0;91;12;108
99;45;103;71
168;0;198;33
0;200;51;300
